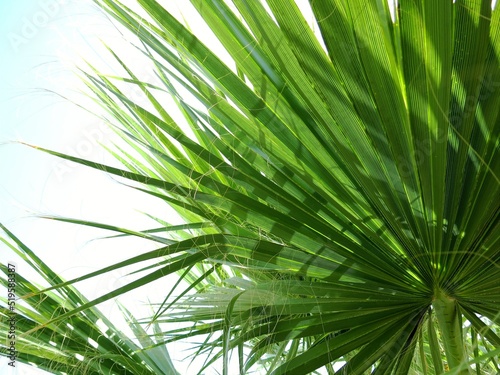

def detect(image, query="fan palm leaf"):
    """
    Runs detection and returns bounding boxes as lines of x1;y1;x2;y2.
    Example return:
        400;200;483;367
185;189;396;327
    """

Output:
1;0;499;374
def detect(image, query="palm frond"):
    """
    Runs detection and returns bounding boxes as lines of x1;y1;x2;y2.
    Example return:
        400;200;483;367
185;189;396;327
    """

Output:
2;0;499;373
0;224;179;375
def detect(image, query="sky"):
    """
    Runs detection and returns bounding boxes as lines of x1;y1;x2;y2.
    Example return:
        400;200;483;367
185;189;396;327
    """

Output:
0;1;204;374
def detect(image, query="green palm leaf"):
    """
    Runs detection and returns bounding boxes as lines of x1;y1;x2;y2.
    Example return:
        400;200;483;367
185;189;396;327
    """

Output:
0;224;180;375
2;0;499;373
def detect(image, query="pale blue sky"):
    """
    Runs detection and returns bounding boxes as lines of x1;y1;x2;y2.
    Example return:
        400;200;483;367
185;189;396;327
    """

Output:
0;1;235;373
0;2;181;373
